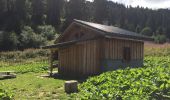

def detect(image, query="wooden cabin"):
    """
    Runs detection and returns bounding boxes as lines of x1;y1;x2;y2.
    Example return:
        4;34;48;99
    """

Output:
42;19;152;77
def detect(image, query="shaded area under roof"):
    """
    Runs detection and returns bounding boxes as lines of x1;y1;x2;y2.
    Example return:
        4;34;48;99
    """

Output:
74;19;153;41
42;40;77;49
42;37;98;49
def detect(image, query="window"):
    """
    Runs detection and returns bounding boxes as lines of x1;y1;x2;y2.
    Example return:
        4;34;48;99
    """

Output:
123;47;131;62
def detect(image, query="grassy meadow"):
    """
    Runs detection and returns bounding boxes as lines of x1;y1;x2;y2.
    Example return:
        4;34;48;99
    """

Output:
0;42;170;99
0;49;68;99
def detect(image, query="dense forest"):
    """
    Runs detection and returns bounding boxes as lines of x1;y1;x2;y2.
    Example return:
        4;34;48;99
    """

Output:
0;0;170;51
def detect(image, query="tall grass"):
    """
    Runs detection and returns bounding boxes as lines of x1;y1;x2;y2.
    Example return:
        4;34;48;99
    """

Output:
0;49;50;67
144;42;170;56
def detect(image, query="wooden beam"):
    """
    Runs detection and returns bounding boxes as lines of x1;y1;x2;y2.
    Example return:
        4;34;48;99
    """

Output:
49;50;54;76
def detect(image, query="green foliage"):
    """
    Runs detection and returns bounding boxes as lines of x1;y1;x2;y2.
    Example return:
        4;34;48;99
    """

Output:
31;0;45;25
93;0;108;23
0;73;67;100
153;34;166;44
0;62;48;74
0;88;13;100
156;27;167;34
37;25;56;40
63;0;87;30
0;49;50;67
2;0;170;51
72;56;170;99
46;0;63;27
135;25;141;33
0;56;67;99
1;0;170;40
0;49;49;60
140;27;153;36
20;26;46;49
0;31;19;51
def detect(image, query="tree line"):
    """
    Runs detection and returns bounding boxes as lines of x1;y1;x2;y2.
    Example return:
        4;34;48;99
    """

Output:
0;0;170;51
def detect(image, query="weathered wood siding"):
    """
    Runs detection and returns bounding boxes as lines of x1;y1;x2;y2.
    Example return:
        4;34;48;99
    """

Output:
101;38;144;71
58;39;101;77
103;38;144;60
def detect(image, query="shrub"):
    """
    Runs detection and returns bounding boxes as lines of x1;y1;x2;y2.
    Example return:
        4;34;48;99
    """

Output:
0;31;19;51
152;34;166;44
0;49;50;68
0;49;50;61
140;27;152;36
37;25;56;40
20;26;46;49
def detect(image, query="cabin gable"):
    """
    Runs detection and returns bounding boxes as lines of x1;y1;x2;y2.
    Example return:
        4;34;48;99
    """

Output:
58;23;102;43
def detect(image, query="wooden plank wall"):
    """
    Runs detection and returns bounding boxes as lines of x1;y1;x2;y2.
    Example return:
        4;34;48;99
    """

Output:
104;38;144;60
58;39;101;76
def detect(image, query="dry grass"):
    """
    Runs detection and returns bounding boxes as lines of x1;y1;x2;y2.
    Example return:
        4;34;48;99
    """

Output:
144;42;170;56
0;49;50;67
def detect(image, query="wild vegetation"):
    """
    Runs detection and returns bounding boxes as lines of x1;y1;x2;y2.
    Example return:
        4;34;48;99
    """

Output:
0;0;170;51
0;49;50;68
0;89;13;100
71;57;170;99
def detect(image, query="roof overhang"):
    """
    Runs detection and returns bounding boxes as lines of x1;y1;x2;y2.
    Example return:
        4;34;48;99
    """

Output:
42;37;98;49
104;33;153;41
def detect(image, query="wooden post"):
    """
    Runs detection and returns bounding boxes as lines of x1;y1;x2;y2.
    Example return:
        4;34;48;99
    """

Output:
49;50;53;77
65;80;78;93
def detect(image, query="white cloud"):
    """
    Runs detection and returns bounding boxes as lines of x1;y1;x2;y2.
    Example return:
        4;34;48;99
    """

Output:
127;0;170;9
86;0;170;9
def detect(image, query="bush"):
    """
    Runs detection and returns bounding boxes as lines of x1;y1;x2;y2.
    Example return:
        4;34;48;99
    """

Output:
0;49;50;61
0;49;50;67
0;31;19;51
153;34;166;44
20;26;46;49
37;25;56;40
140;27;152;36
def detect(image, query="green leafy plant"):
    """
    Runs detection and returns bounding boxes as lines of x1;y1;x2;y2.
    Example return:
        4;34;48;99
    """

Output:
0;88;13;100
72;56;170;99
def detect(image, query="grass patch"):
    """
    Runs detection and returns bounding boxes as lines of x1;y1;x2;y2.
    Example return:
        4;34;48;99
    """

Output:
0;61;49;74
0;49;70;100
0;73;68;99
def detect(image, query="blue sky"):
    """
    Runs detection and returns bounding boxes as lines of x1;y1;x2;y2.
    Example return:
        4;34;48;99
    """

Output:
86;0;170;9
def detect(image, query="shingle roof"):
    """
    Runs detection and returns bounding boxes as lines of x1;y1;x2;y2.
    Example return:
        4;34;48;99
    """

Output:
74;19;153;41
